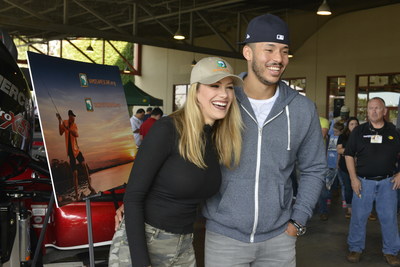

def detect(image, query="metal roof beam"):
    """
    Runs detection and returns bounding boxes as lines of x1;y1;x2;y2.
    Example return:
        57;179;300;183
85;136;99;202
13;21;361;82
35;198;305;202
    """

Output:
72;0;129;35
136;3;175;36
0;15;243;59
63;0;68;24
3;0;52;22
100;0;245;30
195;11;236;52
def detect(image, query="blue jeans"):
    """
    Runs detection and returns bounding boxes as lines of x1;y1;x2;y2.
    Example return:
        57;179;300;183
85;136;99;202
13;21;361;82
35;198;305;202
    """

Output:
205;230;296;267
318;168;337;214
338;169;353;205
318;186;331;214
347;177;400;255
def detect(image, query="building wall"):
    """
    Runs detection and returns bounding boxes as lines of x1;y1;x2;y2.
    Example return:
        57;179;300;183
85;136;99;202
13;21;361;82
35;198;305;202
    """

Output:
285;4;400;117
135;4;400;116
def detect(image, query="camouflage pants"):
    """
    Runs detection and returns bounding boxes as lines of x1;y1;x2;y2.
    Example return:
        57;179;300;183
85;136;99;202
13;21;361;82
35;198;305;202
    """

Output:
109;218;196;267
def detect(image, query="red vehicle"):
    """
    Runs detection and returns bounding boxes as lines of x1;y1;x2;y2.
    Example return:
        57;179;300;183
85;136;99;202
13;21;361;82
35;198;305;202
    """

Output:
3;154;124;266
0;32;123;266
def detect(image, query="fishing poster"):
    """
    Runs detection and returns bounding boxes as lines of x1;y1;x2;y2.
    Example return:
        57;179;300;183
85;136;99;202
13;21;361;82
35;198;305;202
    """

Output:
27;52;137;207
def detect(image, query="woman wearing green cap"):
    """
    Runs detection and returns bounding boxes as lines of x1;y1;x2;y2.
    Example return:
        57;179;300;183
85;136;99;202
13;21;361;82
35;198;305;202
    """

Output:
109;57;243;267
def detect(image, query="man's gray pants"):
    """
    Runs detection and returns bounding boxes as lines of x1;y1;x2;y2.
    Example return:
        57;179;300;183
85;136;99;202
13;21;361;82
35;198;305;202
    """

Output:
205;230;296;267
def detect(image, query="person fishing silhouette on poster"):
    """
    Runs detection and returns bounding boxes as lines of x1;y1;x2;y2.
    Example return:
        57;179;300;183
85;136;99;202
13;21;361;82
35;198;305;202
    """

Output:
57;110;95;200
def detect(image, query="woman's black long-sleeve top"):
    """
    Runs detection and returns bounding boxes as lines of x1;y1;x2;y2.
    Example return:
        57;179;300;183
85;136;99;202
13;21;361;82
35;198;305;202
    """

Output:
124;116;221;267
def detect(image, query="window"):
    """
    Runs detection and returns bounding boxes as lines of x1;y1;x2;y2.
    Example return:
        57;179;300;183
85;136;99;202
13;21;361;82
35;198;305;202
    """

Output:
327;76;346;120
282;78;306;96
13;37;142;81
356;73;400;124
173;84;189;111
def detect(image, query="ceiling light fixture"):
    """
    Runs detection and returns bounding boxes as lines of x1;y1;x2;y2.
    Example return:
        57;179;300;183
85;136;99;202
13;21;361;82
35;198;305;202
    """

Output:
86;39;94;52
173;0;185;40
123;65;131;74
173;29;185;40
86;44;94;52
317;0;332;15
288;51;294;58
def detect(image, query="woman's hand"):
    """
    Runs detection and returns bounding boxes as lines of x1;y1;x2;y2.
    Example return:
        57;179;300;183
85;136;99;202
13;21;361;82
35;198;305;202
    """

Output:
114;204;125;231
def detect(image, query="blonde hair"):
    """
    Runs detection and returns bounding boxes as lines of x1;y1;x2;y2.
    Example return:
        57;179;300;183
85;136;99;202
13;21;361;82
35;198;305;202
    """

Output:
171;83;243;169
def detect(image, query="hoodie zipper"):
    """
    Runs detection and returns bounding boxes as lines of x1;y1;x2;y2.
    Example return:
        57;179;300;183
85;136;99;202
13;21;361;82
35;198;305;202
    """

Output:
242;104;284;243
249;126;262;242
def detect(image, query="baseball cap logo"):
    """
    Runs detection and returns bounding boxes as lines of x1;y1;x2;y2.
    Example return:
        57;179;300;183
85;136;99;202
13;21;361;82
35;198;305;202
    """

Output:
217;60;227;68
276;34;284;40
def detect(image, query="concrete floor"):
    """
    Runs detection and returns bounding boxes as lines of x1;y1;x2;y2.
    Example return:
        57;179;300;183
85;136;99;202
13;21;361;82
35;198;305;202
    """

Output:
193;194;396;267
297;195;392;267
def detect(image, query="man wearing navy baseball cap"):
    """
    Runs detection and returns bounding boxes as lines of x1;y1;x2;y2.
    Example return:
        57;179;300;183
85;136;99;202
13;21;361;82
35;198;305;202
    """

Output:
203;14;327;266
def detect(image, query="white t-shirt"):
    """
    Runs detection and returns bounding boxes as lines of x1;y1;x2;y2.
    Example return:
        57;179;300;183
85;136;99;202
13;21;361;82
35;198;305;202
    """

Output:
130;115;142;146
248;87;280;127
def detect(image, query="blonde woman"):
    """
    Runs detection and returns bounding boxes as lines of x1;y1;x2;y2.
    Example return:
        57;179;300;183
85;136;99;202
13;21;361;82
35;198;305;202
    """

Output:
109;57;243;267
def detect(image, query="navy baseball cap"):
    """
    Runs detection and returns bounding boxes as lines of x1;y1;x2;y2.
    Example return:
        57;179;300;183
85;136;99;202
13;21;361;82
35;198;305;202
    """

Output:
239;14;290;45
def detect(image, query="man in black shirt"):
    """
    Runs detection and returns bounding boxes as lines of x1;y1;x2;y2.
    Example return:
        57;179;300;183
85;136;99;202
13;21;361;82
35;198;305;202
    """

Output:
345;97;400;266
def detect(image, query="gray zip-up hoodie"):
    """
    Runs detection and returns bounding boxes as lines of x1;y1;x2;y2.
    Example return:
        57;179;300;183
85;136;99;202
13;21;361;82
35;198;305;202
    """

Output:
203;74;327;243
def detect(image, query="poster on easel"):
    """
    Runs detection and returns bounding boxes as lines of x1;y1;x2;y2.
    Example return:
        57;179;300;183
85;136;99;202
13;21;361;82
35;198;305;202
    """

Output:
27;52;137;207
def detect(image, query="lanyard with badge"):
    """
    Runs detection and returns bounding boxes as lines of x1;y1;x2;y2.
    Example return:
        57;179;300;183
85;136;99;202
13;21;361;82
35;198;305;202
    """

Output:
369;123;382;144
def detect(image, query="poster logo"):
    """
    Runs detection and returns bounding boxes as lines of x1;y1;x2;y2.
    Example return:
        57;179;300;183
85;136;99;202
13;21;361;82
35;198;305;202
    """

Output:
85;98;94;112
79;73;88;87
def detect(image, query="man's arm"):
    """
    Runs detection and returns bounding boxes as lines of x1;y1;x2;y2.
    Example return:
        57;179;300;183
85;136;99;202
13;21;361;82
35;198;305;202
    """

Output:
130;117;141;133
336;135;345;155
391;172;400;190
57;114;65;135
345;155;361;196
390;151;400;190
321;128;328;140
337;144;345;155
291;106;327;226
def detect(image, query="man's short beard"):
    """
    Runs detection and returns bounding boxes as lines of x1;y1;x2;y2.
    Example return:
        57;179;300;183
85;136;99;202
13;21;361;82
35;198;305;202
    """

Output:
251;61;278;86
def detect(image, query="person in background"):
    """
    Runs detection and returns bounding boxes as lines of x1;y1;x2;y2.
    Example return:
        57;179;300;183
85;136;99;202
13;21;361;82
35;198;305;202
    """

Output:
143;107;152;122
109;57;243;267
329;105;350;137
320;116;330;142
129;108;145;147
203;14;327;266
337;116;359;219
345;97;400;265
327;105;351;209
139;107;163;140
318;121;344;221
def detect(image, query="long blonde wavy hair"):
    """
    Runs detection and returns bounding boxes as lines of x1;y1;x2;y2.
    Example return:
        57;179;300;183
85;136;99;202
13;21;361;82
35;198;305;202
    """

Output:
170;82;243;169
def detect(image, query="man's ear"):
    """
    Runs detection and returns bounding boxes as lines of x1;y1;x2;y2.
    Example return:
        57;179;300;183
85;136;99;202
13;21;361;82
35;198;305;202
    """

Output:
242;45;252;61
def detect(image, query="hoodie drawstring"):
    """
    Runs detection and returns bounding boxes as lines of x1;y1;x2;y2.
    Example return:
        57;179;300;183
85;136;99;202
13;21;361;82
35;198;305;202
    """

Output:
286;105;291;151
